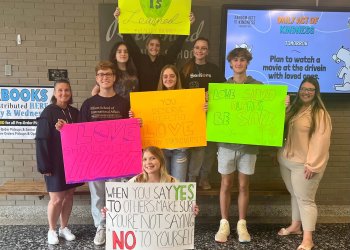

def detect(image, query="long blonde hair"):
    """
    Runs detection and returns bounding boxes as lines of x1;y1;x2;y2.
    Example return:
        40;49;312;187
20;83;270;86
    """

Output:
285;77;331;138
157;65;182;90
136;146;175;183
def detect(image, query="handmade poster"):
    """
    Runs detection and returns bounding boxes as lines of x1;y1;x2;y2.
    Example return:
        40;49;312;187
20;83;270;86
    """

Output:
105;182;196;250
0;86;53;139
130;89;206;148
60;118;142;183
207;84;287;147
118;0;191;35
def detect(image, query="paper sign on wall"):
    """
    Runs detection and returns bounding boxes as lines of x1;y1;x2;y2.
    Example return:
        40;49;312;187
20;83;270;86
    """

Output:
118;0;191;35
130;89;206;148
105;182;196;250
206;83;287;147
60;118;142;183
0;86;53;139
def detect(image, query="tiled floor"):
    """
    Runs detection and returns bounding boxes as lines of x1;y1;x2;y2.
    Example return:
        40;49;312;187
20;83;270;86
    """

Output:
0;223;349;250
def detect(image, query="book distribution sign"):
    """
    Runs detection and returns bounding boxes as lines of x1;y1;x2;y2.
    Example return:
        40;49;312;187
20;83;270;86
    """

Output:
105;182;196;250
0;86;53;139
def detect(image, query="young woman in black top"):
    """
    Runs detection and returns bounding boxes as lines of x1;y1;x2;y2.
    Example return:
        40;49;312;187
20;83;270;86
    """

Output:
113;7;195;91
36;79;83;245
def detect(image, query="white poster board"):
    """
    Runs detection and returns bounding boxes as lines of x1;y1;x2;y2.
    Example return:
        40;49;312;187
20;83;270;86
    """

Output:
105;182;196;250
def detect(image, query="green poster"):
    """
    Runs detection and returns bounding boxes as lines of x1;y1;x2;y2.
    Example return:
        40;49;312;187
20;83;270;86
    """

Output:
207;83;287;147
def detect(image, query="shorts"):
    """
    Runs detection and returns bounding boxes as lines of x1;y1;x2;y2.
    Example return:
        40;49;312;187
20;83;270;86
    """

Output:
218;146;257;175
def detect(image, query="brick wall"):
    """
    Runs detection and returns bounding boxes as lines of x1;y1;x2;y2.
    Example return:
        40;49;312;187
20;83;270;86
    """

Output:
0;0;349;206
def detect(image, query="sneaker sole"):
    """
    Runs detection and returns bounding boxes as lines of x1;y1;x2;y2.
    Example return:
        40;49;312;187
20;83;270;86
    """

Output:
215;234;230;243
94;240;106;246
238;237;251;243
59;235;76;241
48;240;59;245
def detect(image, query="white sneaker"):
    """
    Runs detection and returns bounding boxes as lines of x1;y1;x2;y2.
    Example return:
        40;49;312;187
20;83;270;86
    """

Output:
47;230;59;245
94;225;106;245
237;219;251;243
59;227;76;241
215;219;230;243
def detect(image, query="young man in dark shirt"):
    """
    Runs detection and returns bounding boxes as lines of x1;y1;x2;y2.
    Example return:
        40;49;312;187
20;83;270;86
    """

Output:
79;61;129;246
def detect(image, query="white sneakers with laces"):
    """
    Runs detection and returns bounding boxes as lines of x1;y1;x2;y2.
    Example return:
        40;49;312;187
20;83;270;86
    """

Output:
237;219;251;243
215;218;230;243
94;225;106;245
215;219;251;243
47;230;59;245
59;227;76;241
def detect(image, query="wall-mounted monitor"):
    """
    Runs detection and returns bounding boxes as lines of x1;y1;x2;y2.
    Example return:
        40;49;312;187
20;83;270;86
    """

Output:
220;5;350;93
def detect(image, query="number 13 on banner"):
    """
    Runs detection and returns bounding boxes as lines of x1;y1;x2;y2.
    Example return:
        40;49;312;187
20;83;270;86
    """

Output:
118;0;191;35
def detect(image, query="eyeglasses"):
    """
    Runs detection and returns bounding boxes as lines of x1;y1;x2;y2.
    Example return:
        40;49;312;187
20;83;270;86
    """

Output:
300;87;316;93
96;73;114;78
194;46;208;51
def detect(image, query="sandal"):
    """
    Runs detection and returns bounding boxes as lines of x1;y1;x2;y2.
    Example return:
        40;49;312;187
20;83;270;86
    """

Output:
297;243;314;250
278;228;302;236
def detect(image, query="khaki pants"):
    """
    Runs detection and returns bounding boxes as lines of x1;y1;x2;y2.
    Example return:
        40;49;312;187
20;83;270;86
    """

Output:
278;152;324;231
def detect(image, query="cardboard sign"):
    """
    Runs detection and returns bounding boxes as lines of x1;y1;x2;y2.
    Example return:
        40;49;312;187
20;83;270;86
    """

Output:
105;182;196;250
60;118;142;183
206;83;287;147
130;89;206;148
118;0;191;35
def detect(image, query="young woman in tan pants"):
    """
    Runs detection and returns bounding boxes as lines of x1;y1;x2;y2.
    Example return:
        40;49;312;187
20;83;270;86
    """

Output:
278;77;332;250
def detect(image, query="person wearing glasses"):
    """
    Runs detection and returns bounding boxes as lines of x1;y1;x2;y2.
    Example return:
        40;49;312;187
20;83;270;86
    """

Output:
277;77;332;250
180;37;226;189
79;61;130;246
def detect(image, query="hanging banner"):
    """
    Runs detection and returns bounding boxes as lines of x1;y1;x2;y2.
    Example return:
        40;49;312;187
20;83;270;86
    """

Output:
118;0;191;35
130;89;206;148
0;86;53;139
105;182;196;250
206;83;287;147
60;118;142;183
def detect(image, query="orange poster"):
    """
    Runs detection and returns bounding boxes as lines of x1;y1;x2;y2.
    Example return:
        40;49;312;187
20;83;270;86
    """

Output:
130;89;206;148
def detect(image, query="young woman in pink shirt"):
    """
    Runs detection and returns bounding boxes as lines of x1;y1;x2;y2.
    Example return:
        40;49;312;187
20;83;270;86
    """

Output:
277;77;332;250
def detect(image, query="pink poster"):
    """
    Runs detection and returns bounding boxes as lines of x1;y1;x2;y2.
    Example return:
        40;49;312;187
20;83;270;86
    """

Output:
60;118;142;183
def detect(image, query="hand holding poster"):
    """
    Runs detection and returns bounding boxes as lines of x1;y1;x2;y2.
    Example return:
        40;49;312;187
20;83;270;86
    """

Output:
105;182;196;250
206;84;287;147
60;118;142;183
118;0;191;35
130;89;206;149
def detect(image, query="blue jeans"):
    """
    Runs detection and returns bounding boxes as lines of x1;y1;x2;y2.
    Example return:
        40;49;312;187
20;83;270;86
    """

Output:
188;142;217;180
89;180;106;228
163;149;188;182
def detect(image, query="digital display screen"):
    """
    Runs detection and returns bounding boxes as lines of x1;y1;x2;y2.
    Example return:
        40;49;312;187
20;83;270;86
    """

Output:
221;6;350;93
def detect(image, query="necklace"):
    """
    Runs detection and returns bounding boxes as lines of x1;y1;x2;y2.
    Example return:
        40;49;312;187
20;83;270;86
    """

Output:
61;108;73;124
195;63;207;74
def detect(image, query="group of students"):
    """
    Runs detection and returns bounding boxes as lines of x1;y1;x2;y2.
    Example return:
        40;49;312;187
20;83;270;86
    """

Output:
34;7;332;250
